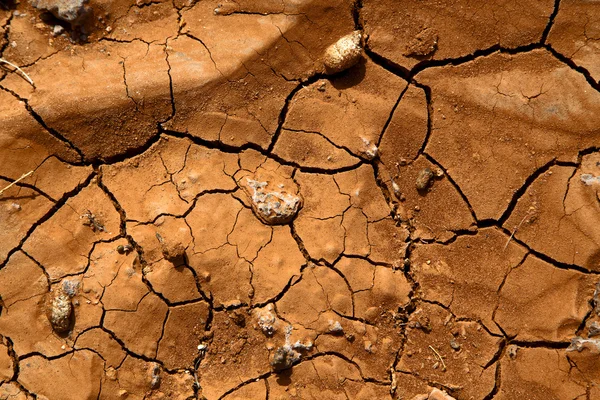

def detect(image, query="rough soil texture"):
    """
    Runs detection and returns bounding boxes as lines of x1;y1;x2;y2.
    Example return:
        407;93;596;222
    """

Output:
0;0;599;399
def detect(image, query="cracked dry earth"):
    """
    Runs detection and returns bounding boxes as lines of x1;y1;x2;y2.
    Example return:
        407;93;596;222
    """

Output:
2;0;600;399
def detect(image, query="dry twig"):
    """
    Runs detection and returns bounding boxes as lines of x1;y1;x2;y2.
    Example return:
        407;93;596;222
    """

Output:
0;170;34;196
429;345;447;371
0;58;35;87
504;213;530;250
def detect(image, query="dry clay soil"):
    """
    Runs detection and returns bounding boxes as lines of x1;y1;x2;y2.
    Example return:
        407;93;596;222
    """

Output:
1;0;600;399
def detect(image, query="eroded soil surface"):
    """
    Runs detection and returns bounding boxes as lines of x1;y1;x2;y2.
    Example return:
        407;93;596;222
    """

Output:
1;0;600;399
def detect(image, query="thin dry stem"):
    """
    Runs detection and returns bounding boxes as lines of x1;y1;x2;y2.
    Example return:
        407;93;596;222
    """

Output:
428;345;447;371
504;213;530;251
0;171;34;196
0;58;35;87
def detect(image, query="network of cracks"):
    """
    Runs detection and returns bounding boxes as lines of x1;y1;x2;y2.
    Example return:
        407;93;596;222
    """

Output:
1;0;600;399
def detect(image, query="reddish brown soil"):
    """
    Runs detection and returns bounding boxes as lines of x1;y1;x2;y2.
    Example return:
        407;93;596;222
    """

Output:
1;0;600;399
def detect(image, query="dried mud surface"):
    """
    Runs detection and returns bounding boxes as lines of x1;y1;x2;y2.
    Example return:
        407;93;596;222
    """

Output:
1;0;600;399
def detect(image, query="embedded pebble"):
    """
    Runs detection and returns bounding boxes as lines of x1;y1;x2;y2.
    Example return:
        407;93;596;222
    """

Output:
52;25;65;36
328;320;343;334
270;345;299;372
46;283;76;332
246;179;302;225
161;240;186;263
323;31;362;74
255;305;277;336
449;338;461;351
588;321;600;337
416;168;434;190
580;173;600;185
567;336;600;352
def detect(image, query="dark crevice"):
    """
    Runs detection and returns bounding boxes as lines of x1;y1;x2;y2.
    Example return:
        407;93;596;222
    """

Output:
351;0;363;31
217;371;273;400
0;173;55;202
541;0;562;45
412;82;433;160
0;171;96;270
376;83;410;148
163;40;176;124
497;158;576;226
0;85;85;162
160;128;362;174
482;362;502;400
283;127;365;165
249;272;303;310
509;340;571;349
546;44;600;91
503;230;600;275
87;128;164;166
0;12;14;56
266;72;328;154
421;152;478;223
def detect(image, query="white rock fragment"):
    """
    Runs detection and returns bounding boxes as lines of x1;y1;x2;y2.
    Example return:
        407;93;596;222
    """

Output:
361;137;378;160
580;173;600;185
255;304;278;336
323;31;363;74
246;178;302;225
270;325;301;371
52;25;65;36
328;319;343;334
567;336;600;353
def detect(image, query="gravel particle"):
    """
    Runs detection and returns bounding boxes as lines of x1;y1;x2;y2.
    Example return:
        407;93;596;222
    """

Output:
416;168;434;190
323;31;362;74
46;287;73;332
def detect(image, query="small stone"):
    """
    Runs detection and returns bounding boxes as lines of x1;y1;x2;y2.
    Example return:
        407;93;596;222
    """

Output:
117;244;133;254
567;336;600;353
30;0;92;26
256;306;277;336
52;25;65;36
507;344;518;359
161;241;185;263
61;279;79;297
328;320;343;334
46;286;73;333
589;321;600;337
323;31;362;74
270;345;299;372
450;339;461;351
403;28;439;57
415;168;434;191
244;178;302;225
148;363;161;389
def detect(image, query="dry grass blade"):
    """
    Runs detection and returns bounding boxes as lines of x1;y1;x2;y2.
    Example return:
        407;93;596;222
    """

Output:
0;58;35;87
0;171;34;196
429;345;447;371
